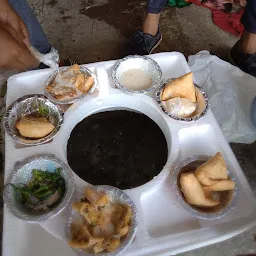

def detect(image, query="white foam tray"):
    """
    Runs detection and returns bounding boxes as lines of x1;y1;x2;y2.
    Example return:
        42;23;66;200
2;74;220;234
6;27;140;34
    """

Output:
3;52;256;256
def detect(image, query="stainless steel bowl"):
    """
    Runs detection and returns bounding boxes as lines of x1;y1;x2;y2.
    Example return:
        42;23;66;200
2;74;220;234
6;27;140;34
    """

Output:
156;80;209;122
65;185;138;256
172;155;239;220
44;66;98;104
4;94;64;145
3;155;74;223
112;55;162;94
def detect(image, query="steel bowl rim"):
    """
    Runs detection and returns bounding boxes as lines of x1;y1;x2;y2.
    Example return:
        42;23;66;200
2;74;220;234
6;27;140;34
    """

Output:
112;55;162;94
156;79;209;122
3;94;64;145
3;155;75;223
65;185;138;256
172;155;239;220
44;66;98;105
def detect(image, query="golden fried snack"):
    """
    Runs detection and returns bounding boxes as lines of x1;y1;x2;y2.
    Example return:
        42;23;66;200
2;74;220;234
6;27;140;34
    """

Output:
204;180;235;192
16;117;54;139
76;75;94;93
93;240;105;254
180;172;220;207
85;188;109;207
80;203;100;225
72;202;85;212
75;73;85;91
112;204;127;233
123;205;132;227
194;174;219;186
119;226;129;237
104;237;121;252
69;224;103;249
70;64;81;74
46;84;77;100
69;188;132;254
161;72;196;102
68;224;91;249
195;152;228;186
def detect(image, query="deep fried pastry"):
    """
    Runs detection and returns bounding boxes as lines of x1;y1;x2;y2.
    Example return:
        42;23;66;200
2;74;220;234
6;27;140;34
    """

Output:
69;188;131;254
46;84;77;99
84;188;109;208
161;72;196;102
204;180;235;192
47;64;94;101
104;237;121;252
16;117;54;139
180;172;220;207
195;152;228;185
80;203;100;225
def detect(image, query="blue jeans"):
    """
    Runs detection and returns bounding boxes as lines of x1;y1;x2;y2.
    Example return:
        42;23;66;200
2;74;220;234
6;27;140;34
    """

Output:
8;0;51;54
241;0;256;33
147;0;168;14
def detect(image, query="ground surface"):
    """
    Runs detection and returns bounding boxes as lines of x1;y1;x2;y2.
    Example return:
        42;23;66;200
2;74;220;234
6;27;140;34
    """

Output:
0;0;256;255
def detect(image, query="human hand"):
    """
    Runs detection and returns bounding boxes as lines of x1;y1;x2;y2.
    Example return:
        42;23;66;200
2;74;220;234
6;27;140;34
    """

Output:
0;21;39;71
0;0;30;46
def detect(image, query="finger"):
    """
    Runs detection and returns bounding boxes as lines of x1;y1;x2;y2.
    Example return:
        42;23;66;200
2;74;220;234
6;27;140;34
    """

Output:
3;23;24;44
2;25;39;70
19;20;30;47
5;59;27;72
18;46;39;70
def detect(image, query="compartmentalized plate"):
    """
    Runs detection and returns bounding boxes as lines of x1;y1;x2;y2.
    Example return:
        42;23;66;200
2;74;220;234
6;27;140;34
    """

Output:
3;52;256;256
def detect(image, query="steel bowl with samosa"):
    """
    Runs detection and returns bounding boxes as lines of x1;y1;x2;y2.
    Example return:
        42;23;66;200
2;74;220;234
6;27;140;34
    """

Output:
172;154;239;219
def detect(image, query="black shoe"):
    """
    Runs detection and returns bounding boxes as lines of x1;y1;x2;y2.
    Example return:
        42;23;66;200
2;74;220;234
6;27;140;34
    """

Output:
131;29;162;55
229;45;256;77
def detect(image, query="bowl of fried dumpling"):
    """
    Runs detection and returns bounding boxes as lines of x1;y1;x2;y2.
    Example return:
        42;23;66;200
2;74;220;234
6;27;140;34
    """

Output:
45;64;97;104
172;152;239;219
156;72;209;121
4;94;63;145
65;186;138;255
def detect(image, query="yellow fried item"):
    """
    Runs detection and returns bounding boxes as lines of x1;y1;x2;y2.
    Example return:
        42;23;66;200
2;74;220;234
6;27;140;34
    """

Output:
72;202;85;212
16;117;54;139
112;204;127;232
204;180;235;192
180;172;220;207
195;152;228;186
69;188;131;254
123;205;132;226
69;224;103;249
119;226;129;237
80;203;100;225
76;75;94;93
68;224;91;249
161;72;196;102
104;237;121;252
70;64;81;74
85;188;109;207
75;73;86;92
93;240;105;254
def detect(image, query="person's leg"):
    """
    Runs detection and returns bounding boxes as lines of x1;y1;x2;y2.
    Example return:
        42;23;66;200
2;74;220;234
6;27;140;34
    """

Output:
8;0;51;54
131;0;167;55
143;0;167;35
230;0;256;77
143;13;161;36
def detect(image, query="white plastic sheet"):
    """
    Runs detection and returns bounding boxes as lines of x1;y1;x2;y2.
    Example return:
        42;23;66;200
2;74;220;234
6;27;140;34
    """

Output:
188;51;256;144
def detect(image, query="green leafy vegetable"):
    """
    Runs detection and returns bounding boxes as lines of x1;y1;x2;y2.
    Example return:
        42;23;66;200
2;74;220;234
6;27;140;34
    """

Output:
37;105;49;117
8;168;65;211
